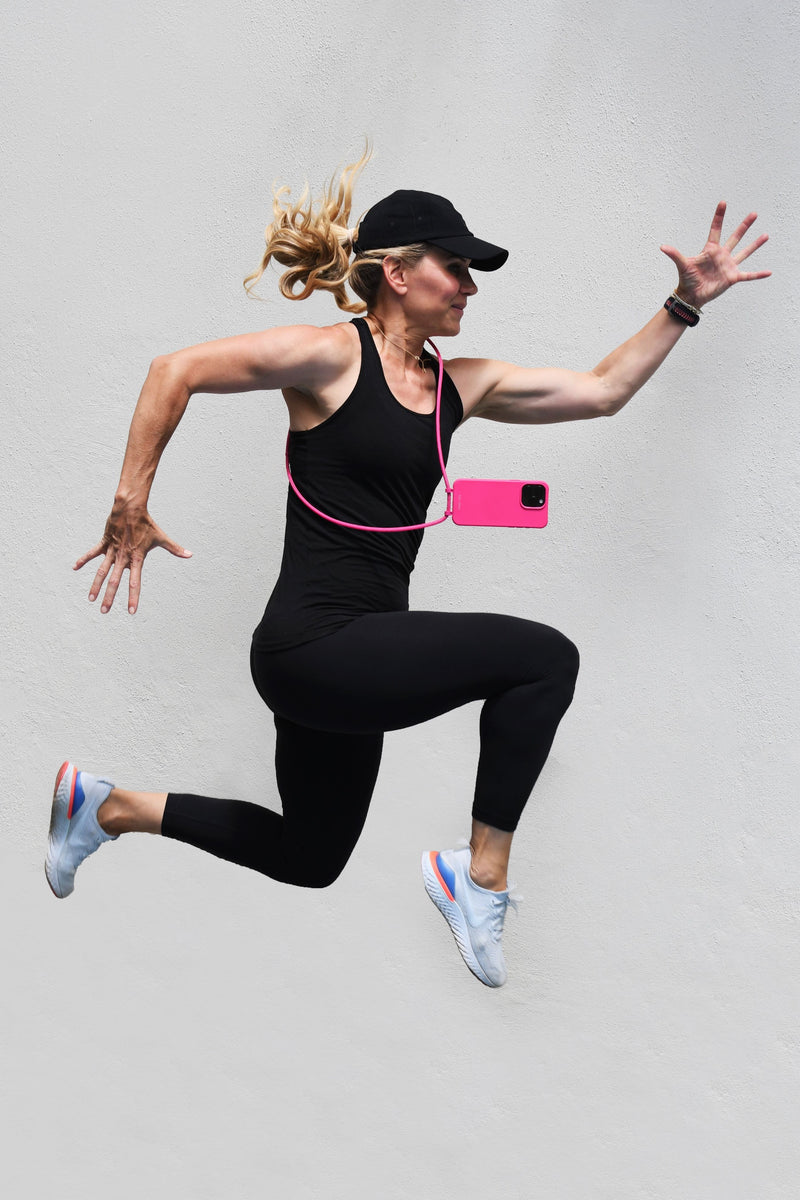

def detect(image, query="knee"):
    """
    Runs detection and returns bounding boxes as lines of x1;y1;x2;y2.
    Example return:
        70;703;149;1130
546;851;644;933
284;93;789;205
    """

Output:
540;627;579;680
548;631;580;704
561;635;580;686
286;859;347;889
303;870;342;890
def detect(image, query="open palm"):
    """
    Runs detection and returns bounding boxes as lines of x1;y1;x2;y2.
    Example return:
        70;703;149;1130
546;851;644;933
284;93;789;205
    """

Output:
660;201;770;310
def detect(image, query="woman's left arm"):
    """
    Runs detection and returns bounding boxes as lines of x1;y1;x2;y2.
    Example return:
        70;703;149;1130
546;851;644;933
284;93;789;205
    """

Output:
457;203;770;425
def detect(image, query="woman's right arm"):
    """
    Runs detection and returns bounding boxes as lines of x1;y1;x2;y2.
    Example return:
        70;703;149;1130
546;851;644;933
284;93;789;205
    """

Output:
76;323;351;614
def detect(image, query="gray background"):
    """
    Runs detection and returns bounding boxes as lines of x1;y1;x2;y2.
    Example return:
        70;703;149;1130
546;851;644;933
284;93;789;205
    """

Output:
3;1;798;1197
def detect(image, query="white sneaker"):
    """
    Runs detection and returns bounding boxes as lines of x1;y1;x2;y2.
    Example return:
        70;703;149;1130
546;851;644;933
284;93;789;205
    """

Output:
421;846;517;987
45;762;117;898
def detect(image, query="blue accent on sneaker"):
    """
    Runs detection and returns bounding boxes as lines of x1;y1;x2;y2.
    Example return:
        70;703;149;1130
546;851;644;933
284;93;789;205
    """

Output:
422;845;517;988
45;762;117;899
436;852;456;899
72;773;86;815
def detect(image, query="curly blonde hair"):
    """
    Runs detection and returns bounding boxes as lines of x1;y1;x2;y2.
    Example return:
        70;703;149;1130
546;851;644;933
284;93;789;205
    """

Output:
244;148;427;314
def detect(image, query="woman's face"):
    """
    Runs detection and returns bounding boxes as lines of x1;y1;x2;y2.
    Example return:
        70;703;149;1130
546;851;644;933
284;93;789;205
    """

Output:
402;247;478;334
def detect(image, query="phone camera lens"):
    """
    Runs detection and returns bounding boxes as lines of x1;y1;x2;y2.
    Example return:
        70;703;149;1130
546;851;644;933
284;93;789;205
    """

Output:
521;484;546;509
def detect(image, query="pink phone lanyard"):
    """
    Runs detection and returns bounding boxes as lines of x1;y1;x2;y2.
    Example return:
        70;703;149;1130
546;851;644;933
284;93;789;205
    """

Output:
285;338;453;532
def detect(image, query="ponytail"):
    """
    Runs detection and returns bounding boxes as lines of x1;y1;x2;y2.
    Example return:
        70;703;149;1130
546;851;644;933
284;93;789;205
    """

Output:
244;148;427;314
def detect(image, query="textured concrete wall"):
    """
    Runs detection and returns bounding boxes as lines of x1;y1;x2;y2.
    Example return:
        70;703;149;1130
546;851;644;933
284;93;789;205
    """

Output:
3;1;799;1196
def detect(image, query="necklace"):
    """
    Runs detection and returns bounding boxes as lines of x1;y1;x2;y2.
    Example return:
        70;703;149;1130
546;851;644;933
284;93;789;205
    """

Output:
368;318;427;370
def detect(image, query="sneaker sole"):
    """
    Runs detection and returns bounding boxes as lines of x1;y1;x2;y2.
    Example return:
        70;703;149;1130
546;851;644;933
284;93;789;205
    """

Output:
421;851;498;987
45;761;75;898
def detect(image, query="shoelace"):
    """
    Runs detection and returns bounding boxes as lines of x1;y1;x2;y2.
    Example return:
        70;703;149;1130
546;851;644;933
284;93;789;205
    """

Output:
452;836;523;939
488;889;522;941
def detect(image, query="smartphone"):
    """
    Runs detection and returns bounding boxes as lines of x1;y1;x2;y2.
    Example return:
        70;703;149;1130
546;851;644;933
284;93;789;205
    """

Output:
451;479;549;528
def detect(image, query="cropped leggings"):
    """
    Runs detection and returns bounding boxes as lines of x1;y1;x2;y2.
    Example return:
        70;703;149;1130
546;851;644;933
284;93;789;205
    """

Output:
162;611;579;888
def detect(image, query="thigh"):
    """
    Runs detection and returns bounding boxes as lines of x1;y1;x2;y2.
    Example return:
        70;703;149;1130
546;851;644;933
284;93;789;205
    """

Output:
273;715;384;885
254;611;576;734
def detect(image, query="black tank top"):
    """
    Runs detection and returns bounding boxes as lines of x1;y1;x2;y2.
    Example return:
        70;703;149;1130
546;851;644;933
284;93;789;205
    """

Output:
253;317;463;652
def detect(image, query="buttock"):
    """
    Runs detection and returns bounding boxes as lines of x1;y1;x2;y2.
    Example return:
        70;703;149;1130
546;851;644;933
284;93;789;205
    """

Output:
250;610;579;735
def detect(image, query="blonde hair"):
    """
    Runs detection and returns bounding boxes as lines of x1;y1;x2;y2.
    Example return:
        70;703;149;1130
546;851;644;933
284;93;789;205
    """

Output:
244;149;428;314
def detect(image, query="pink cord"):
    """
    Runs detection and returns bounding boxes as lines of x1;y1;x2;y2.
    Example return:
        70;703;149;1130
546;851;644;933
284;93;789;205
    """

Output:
285;338;454;532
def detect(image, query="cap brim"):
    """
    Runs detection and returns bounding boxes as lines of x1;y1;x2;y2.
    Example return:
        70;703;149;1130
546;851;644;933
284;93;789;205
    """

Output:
426;235;509;272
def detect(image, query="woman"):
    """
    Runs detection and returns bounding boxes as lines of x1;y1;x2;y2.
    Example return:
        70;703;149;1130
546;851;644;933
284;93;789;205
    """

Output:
46;155;770;987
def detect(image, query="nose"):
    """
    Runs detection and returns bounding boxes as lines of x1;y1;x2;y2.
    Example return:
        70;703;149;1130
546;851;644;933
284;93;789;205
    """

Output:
462;271;478;295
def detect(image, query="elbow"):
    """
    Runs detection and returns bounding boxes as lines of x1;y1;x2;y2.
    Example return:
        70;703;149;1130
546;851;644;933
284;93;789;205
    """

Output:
148;351;193;396
587;371;623;417
597;395;624;417
147;352;176;382
593;380;629;417
149;351;180;377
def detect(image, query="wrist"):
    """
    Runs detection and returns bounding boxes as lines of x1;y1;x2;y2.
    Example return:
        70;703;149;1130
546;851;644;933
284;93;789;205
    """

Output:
113;486;149;510
664;292;701;328
673;287;703;312
115;462;155;508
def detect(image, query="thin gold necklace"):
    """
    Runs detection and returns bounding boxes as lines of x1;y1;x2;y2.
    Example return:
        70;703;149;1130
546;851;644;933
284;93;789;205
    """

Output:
368;318;427;371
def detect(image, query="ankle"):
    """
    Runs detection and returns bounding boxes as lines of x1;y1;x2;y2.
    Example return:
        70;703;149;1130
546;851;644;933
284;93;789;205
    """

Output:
468;820;513;891
99;788;168;836
468;857;508;893
97;790;127;836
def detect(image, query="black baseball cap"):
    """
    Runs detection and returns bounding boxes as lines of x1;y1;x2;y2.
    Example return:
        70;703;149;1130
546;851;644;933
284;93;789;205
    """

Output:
353;190;508;271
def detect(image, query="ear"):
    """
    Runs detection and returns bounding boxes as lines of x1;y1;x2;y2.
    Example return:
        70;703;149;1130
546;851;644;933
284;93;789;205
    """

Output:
381;254;411;297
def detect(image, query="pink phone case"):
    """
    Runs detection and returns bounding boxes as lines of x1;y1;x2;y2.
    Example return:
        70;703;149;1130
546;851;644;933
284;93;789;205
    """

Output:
451;479;549;528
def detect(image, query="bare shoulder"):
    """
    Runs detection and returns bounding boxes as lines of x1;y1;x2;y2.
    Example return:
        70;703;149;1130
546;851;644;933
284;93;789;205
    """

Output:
288;318;358;355
279;319;360;395
279;320;363;428
173;318;361;397
442;355;507;419
259;319;358;380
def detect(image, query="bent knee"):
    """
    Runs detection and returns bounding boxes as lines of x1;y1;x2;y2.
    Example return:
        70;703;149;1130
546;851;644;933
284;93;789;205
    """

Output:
560;635;580;685
538;627;580;683
546;630;580;707
286;860;347;889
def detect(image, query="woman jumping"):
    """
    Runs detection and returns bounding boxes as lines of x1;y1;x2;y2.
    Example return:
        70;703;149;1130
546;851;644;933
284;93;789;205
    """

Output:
46;154;770;986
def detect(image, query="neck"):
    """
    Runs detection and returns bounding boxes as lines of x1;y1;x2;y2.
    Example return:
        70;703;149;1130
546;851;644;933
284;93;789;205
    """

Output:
366;312;428;371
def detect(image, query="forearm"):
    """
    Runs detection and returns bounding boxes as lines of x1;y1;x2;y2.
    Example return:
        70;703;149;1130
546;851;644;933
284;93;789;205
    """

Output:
114;355;191;506
591;306;688;414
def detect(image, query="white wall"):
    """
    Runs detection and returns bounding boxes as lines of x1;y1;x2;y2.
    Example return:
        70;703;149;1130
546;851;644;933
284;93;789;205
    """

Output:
3;1;799;1196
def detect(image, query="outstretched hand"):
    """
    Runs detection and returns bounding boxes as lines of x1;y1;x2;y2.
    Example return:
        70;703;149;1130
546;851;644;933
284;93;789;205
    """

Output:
75;500;191;614
660;201;770;310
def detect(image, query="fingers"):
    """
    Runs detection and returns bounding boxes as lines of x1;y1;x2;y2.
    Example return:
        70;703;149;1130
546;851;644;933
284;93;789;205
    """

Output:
127;557;143;615
74;541;106;571
664;204;770;299
88;548;115;605
725;211;758;254
734;268;773;282
708;200;727;244
79;508;191;613
82;530;191;613
157;532;192;559
81;538;133;613
660;244;686;270
718;209;770;271
733;231;769;265
99;556;128;614
726;212;770;280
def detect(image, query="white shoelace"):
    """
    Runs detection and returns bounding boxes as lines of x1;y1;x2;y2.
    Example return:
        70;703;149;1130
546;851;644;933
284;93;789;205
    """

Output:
453;836;523;938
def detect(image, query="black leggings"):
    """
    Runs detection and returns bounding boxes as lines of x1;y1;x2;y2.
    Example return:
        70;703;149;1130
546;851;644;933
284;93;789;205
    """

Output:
162;611;579;887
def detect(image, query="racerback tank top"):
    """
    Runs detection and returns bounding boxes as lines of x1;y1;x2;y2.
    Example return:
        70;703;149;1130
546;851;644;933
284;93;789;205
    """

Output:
253;317;463;653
